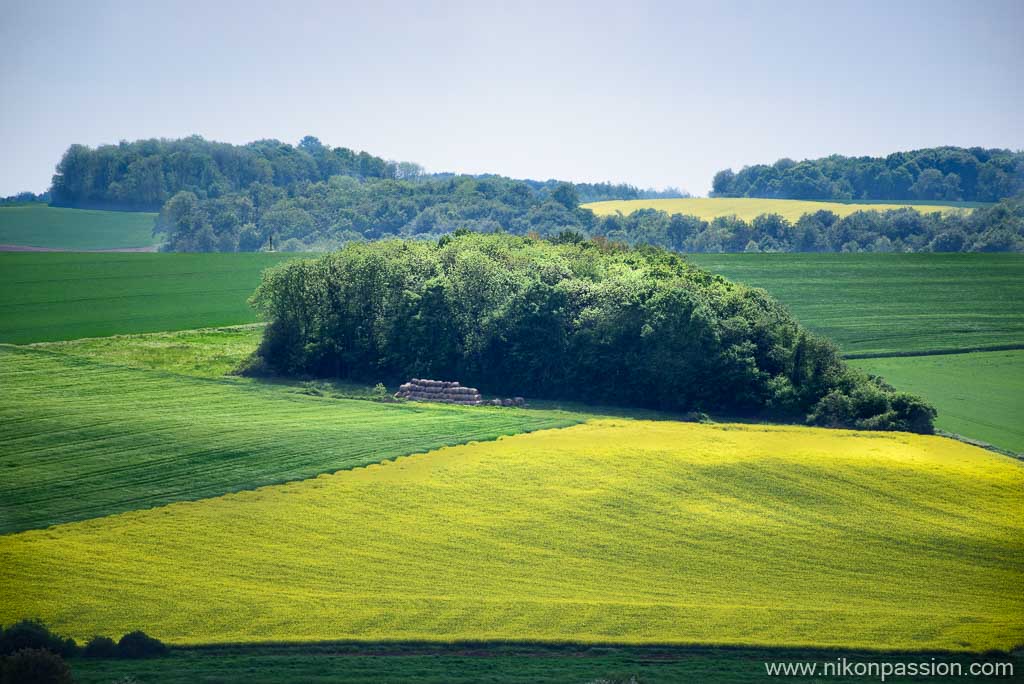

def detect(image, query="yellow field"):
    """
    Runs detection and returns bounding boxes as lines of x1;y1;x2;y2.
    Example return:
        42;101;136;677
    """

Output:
1;420;1021;651
582;198;970;222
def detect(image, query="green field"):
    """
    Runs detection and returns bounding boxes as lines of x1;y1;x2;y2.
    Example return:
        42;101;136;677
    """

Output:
68;645;1022;684
0;252;297;343
0;204;158;250
0;345;582;533
582;197;971;222
852;350;1024;453
689;253;1024;357
4;252;1021;355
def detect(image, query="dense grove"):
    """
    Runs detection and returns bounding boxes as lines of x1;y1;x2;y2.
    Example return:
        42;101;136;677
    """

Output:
47;135;681;214
712;147;1024;202
50;136;395;210
250;234;935;432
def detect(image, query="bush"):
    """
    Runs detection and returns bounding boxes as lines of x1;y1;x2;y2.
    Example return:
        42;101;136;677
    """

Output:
250;234;935;433
0;619;76;658
116;631;168;659
0;648;74;684
82;635;117;658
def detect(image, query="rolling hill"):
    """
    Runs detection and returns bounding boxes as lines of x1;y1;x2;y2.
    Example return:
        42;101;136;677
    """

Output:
2;419;1021;651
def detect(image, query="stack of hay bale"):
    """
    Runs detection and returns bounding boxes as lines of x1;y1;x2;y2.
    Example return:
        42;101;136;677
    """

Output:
394;379;527;407
394;379;483;405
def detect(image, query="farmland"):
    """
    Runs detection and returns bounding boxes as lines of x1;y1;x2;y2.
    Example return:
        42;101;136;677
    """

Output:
851;350;1024;453
582;197;972;222
2;420;1021;650
688;253;1024;356
4;252;1021;355
0;204;158;250
68;645;1023;684
0;251;297;343
0;345;582;533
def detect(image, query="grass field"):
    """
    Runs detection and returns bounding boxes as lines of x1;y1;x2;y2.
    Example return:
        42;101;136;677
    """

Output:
0;204;158;250
851;350;1024;454
582;197;971;222
0;252;298;343
689;253;1024;357
69;645;1023;684
33;325;266;378
3;252;1021;355
3;420;1021;651
0;345;582;533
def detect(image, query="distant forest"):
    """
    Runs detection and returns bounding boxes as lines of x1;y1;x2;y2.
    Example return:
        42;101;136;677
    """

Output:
712;147;1024;202
29;137;1024;252
47;135;683;212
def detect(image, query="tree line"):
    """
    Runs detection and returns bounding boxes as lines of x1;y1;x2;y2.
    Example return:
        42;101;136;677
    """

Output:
46;135;685;213
50;135;395;211
155;165;1023;253
249;233;935;433
712;147;1023;202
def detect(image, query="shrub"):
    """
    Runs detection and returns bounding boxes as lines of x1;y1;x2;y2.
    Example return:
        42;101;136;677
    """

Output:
116;631;168;659
0;619;76;658
82;635;118;658
250;234;935;433
0;648;74;684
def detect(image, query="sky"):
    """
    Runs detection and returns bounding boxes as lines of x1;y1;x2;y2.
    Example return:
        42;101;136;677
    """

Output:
1;0;1022;197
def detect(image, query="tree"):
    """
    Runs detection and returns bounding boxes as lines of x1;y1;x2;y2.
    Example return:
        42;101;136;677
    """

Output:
0;649;74;684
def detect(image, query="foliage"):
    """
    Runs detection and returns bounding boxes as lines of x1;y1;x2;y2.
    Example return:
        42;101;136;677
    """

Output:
115;632;167;659
50;135;395;211
251;234;934;431
4;421;1021;651
711;147;1024;202
0;648;74;684
82;636;117;658
0;191;49;206
0;205;157;250
0;619;76;658
0;345;583;533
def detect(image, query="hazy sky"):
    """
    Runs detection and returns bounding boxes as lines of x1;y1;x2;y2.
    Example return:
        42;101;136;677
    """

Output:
1;0;1021;196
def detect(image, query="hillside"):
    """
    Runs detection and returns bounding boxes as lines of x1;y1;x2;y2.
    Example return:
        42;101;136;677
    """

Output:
583;197;971;222
0;204;158;250
3;420;1021;650
0;252;297;344
0;345;582;533
687;253;1024;356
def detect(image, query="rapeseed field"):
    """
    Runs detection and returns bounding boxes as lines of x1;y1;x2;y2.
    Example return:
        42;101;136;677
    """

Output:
582;197;969;222
2;420;1020;651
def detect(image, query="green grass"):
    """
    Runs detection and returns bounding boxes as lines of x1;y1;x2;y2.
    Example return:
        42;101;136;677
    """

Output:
32;325;266;378
0;204;158;250
68;645;1024;684
851;350;1024;454
688;253;1024;357
0;252;298;344
4;252;1021;355
0;344;583;534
